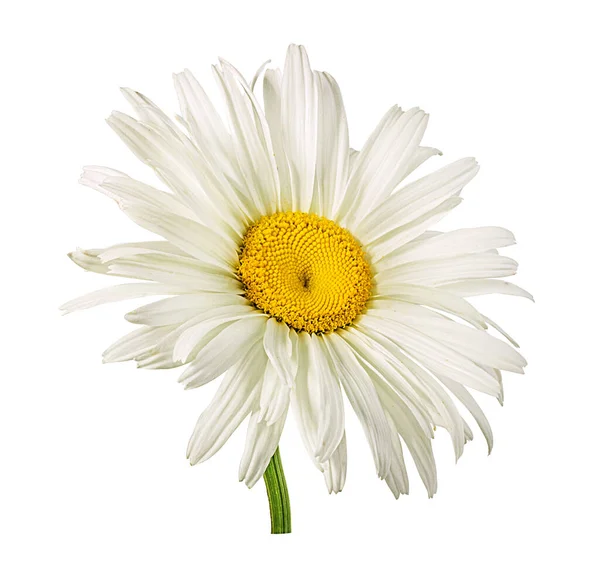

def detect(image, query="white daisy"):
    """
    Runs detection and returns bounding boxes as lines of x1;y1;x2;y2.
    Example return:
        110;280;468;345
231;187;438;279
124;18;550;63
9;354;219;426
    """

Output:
63;44;530;534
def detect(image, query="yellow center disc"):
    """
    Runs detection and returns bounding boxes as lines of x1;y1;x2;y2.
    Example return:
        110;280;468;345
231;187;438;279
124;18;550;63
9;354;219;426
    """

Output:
238;212;372;334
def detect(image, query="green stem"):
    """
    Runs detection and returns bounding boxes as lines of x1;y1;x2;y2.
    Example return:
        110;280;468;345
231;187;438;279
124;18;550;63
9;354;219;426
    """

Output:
263;447;291;534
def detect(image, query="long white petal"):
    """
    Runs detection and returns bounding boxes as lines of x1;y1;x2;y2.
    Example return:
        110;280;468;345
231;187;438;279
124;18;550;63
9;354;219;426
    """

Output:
323;433;347;494
125;293;247;326
383;391;437;498
404;146;442;177
341;107;430;229
69;247;241;292
187;342;267;464
80;166;197;220
340;328;434;437
387;350;467;460
213;59;279;215
482;313;521;348
335;106;411;223
439;376;494;454
95;241;188;262
367;303;527;373
440;279;534;301
281;44;319;212
178;316;267;389
324;333;393;478
357;158;479;243
111;97;243;235
311;71;349;218
384;411;409;498
262;68;291;211
106;111;240;237
293;333;345;464
263;318;296;387
172;69;239;184
368;196;463;262
370;284;486;328
358;314;501;397
258;361;291;425
60;283;190;314
122;205;238;272
239;407;289;488
102;325;174;363
376;253;518;287
172;305;261;363
348;324;465;460
376;226;516;270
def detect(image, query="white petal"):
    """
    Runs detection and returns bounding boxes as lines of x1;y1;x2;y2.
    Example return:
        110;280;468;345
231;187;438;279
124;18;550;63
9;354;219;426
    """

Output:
136;350;182;370
96;241;188;262
281;44;319;212
67;248;110;274
172;69;236;176
323;433;347;494
293;333;345;464
120;87;187;142
340;328;434;437
69;246;241;291
122;204;238;272
106;111;240;237
324;333;393;479
384;393;437;497
370;284;486;328
376;253;518;287
80;166;197;219
358;314;501;397
112;95;243;235
102;325;174;363
348;147;359;173
347;326;465;460
263;318;295;387
291;332;322;469
310;336;346;462
312;71;349;218
384;411;409;498
250;59;271;91
108;264;241;292
213;59;279;215
404;146;442;176
178;316;267;389
239;407;288;488
440;279;534;301
258;361;291;425
387;350;467;461
263;68;291;211
187;342;266;464
376;226;516;270
368;197;463;262
172;305;261;363
367;303;527;373
439;376;494;454
334;106;405;222
125;293;247;326
60;283;189;314
341;107;430;229
482;313;521;348
357;158;479;244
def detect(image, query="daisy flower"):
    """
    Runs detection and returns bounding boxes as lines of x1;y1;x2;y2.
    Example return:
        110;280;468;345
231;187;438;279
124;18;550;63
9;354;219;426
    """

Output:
63;44;530;534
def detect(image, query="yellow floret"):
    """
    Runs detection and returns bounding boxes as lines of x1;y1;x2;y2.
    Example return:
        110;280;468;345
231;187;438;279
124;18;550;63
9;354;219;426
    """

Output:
238;212;372;334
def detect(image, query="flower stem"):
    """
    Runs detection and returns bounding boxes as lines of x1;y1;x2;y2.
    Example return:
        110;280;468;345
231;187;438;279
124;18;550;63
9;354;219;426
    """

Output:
263;447;291;534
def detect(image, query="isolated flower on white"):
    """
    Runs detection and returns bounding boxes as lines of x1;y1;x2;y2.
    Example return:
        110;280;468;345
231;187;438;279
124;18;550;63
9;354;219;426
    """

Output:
63;44;530;534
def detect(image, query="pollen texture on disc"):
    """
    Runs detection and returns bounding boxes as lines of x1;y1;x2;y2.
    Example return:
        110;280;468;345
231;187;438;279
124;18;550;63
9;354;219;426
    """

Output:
238;212;372;334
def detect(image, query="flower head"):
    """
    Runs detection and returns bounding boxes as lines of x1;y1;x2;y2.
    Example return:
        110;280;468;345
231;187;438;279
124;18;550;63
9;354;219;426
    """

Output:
63;44;529;509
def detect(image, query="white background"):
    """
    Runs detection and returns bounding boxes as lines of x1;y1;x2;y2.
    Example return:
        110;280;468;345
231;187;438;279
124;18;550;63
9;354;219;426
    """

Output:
2;1;598;572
